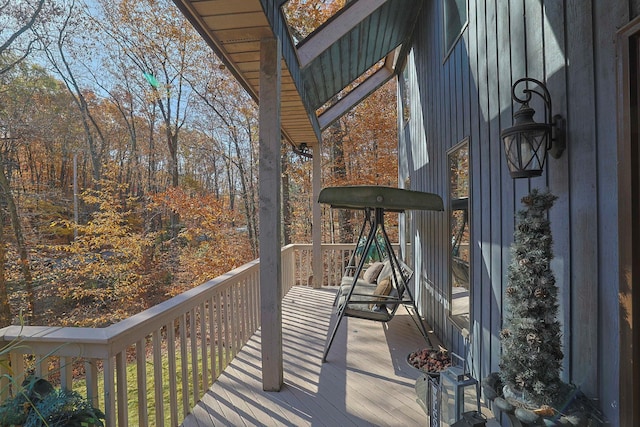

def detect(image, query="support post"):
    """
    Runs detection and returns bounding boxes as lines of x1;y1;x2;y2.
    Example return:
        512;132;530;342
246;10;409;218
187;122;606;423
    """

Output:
259;36;283;391
312;142;323;288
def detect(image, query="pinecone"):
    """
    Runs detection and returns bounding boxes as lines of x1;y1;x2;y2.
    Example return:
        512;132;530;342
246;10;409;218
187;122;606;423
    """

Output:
527;333;540;346
534;288;547;298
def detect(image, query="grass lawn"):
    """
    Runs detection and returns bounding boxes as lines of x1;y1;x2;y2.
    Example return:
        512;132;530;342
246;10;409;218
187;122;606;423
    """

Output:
74;346;221;426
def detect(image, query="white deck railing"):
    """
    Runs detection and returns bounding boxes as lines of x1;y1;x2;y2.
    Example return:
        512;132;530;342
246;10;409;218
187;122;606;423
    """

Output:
0;243;377;426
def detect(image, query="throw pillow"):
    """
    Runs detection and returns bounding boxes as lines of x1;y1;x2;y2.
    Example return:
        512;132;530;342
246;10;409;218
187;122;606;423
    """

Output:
369;277;392;309
362;261;384;283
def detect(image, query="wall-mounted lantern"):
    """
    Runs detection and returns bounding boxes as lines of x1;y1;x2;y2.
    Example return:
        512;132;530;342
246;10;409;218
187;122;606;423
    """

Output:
0;124;11;140
440;353;483;426
500;77;565;178
295;142;312;158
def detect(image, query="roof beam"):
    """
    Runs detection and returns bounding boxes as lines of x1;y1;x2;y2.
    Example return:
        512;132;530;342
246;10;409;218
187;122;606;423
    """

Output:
297;0;387;68
317;52;396;130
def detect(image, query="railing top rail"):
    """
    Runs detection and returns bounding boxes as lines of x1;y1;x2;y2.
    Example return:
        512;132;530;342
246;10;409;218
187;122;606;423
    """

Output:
0;243;398;357
0;259;260;357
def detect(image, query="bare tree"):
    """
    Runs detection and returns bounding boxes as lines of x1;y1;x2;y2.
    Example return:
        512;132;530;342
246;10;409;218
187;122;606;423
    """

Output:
0;0;54;324
37;1;107;183
187;59;260;257
91;0;203;232
0;0;48;75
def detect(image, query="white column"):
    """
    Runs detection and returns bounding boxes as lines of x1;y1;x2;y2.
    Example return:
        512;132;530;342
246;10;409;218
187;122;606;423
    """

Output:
259;36;283;391
312;142;323;288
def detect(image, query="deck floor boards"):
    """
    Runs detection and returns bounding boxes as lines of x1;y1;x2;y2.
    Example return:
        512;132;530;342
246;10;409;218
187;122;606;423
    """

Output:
182;286;497;426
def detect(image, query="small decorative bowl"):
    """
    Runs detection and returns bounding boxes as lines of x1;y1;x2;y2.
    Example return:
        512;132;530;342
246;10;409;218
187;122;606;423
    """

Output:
406;348;451;377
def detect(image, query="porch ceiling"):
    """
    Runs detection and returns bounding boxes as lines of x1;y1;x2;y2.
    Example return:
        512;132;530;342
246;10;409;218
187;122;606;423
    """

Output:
171;0;422;147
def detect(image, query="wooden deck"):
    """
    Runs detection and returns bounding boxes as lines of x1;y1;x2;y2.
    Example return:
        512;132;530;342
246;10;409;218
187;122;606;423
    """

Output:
182;286;496;426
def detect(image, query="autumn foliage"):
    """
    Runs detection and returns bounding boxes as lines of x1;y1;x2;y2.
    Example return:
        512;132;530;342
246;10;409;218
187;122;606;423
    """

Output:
154;187;251;295
0;0;399;328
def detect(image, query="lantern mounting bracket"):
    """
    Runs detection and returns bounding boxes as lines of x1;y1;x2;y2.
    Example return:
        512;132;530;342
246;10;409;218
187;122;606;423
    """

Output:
511;77;565;159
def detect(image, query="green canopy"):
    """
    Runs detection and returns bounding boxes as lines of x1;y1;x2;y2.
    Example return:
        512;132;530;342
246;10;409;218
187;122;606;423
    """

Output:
318;186;444;212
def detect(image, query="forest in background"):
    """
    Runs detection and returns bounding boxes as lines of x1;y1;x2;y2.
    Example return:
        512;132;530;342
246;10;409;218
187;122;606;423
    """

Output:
0;0;398;328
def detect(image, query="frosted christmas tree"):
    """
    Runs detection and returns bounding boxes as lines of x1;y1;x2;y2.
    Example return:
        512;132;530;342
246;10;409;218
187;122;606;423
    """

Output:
500;189;563;405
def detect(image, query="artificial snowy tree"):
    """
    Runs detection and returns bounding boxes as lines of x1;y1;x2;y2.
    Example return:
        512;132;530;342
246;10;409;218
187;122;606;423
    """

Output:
500;189;563;405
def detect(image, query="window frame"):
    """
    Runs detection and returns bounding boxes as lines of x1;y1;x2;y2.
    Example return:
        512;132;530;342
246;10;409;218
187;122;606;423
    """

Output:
442;0;469;62
447;137;471;332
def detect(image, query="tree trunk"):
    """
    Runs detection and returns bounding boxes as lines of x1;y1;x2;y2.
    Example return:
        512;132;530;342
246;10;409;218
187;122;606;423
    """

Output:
164;127;180;234
0;155;33;320
231;131;258;257
330;121;353;242
281;149;291;246
225;142;236;213
46;20;106;184
0;209;11;327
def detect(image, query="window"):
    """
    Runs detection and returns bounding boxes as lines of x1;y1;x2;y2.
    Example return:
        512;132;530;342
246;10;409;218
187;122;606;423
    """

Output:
400;65;411;126
403;178;412;268
443;0;468;59
448;138;470;331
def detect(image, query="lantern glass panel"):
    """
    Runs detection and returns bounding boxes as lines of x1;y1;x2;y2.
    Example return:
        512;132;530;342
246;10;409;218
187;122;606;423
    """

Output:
439;366;480;426
502;126;549;178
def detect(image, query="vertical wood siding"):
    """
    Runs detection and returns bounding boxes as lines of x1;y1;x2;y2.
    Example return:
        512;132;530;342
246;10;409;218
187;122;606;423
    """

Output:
401;1;630;424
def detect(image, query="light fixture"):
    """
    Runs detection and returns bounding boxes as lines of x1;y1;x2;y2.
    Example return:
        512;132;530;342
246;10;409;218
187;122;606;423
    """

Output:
439;353;482;426
0;124;12;140
500;77;564;178
295;142;312;158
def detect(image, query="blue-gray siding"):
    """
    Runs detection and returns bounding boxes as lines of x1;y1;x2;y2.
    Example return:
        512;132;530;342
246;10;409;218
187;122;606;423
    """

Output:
399;1;629;424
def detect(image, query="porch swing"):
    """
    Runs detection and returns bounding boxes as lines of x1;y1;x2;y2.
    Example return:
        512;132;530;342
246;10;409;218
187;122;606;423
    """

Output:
320;186;444;362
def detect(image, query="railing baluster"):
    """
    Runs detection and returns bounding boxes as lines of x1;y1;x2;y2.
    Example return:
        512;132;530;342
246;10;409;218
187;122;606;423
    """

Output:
223;289;230;366
231;286;238;358
103;356;116;427
296;247;301;285
116;351;128;427
253;270;259;332
86;359;98;409
253;270;262;330
35;355;51;380
60;356;73;391
190;308;198;406
208;297;216;382
152;328;164;427
242;279;249;344
135;339;149;427
248;274;255;336
0;353;9;401
238;284;243;355
216;292;223;375
167;323;178;427
200;301;208;392
10;353;24;389
179;314;189;417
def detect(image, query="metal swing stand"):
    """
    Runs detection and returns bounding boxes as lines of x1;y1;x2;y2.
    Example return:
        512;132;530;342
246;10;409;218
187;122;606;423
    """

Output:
317;186;444;363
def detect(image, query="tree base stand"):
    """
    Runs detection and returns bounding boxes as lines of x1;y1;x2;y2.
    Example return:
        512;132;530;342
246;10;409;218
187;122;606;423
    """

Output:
482;373;608;427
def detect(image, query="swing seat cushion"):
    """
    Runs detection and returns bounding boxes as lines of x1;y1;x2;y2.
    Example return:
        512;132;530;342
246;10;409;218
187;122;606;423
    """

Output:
335;258;412;321
338;260;391;291
344;304;391;321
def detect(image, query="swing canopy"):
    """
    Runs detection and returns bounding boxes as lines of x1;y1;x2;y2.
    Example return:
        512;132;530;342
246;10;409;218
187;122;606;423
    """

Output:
318;185;444;212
